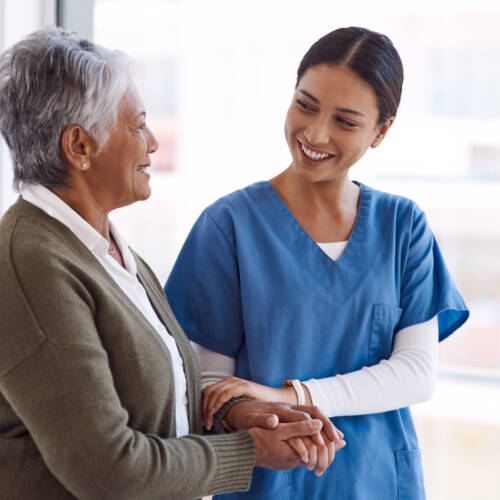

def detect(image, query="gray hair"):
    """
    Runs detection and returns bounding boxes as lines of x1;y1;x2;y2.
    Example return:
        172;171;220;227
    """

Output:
0;27;131;190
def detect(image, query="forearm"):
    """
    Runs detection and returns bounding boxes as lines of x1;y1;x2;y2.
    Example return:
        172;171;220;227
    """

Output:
1;341;255;499
194;317;439;420
303;317;438;417
192;342;297;405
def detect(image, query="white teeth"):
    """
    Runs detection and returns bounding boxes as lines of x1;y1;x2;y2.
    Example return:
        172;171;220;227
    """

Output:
300;143;330;160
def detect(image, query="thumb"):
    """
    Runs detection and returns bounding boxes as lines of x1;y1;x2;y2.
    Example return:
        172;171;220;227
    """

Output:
278;418;322;440
246;412;279;429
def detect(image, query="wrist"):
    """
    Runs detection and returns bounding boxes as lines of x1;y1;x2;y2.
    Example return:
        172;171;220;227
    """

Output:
247;427;264;466
302;383;313;405
278;385;299;405
213;397;252;433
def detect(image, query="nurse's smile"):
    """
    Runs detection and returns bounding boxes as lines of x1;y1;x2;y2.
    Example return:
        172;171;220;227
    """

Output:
298;139;335;163
284;63;388;184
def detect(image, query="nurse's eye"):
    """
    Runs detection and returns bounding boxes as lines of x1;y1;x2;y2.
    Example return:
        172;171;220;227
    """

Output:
136;123;147;132
297;99;316;112
336;117;358;128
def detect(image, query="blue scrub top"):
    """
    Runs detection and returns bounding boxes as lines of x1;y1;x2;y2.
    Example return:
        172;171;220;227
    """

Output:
165;181;469;500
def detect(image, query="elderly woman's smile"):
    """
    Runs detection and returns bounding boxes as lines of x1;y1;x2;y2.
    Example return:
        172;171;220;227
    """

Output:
84;83;158;210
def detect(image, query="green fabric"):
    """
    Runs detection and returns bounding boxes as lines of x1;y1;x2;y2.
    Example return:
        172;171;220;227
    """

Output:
0;197;255;500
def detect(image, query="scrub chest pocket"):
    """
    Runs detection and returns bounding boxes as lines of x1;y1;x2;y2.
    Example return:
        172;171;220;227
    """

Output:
368;304;403;365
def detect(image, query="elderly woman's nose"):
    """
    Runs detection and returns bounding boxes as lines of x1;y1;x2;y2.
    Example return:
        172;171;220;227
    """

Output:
148;128;159;153
304;116;330;146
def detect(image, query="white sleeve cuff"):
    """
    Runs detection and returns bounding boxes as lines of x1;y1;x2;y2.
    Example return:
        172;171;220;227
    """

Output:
303;316;439;418
190;342;235;389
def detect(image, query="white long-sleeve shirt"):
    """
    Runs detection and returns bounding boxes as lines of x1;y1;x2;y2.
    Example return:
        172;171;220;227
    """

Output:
22;184;190;436
192;240;438;418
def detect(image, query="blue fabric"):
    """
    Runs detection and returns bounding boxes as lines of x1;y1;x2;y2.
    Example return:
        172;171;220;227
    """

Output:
165;181;469;500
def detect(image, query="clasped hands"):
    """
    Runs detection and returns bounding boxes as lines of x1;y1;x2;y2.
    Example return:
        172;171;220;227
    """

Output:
203;378;346;476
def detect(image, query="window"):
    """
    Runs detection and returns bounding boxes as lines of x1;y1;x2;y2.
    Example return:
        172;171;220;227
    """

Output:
1;1;494;497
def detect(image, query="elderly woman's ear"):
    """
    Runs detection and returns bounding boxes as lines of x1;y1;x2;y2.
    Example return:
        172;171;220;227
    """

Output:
61;125;96;172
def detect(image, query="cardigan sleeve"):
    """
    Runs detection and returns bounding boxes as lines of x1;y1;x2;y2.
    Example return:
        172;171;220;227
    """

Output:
0;217;255;500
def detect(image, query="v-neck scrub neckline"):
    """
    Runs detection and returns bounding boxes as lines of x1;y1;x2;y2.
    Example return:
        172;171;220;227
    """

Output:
263;180;372;304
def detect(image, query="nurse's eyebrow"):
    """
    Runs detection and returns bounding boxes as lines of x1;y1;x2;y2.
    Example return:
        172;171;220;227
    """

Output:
299;89;320;103
299;90;365;117
336;107;365;117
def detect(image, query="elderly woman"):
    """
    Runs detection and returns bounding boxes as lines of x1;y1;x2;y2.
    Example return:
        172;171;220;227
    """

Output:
0;28;341;500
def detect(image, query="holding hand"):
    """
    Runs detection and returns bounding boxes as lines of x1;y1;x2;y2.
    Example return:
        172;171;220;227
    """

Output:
248;419;324;471
224;400;346;476
203;376;304;429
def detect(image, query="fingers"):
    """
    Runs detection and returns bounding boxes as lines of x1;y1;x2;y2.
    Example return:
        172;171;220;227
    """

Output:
288;434;334;476
270;405;313;424
305;431;328;475
202;379;232;427
277;418;322;441
280;408;343;476
203;378;284;429
335;438;347;451
322;430;336;465
287;437;309;464
243;412;279;430
312;433;329;476
206;387;237;428
294;405;338;442
305;438;318;472
202;378;248;429
292;405;346;453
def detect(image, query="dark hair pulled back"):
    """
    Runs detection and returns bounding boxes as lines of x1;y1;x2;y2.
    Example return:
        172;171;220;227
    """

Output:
296;27;404;125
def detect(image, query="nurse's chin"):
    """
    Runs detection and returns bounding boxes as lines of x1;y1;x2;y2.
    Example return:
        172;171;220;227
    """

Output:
293;161;343;185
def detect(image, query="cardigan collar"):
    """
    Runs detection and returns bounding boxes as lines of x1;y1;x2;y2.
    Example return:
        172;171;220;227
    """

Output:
21;184;137;275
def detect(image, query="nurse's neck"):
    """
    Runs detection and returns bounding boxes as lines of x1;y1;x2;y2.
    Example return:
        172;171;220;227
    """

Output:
270;168;359;214
269;168;360;243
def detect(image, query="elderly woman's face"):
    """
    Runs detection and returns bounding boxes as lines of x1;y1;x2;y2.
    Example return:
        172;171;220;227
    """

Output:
87;83;158;209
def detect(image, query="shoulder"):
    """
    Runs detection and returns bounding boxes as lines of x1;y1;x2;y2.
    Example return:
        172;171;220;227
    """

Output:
1;199;62;266
205;181;271;221
0;200;88;374
0;199;99;319
1;198;85;274
361;182;425;228
363;183;419;212
195;181;272;240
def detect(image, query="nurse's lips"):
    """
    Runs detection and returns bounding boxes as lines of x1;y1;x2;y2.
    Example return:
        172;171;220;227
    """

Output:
297;140;334;163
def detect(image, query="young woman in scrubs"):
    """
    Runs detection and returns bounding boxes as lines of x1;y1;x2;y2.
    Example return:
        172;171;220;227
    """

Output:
165;27;469;499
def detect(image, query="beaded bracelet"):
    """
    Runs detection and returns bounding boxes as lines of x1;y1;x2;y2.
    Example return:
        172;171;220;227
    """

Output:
211;396;252;434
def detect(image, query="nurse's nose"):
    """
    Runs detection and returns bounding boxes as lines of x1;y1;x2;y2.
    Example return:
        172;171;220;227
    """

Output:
304;115;330;147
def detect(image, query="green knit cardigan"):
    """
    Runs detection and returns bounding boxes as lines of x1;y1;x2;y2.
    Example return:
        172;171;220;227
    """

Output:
0;198;255;499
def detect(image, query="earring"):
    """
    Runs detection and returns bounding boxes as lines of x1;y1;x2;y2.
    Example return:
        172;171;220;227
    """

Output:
82;162;88;170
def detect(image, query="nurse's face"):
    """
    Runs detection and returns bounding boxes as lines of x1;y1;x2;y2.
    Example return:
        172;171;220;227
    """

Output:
284;63;393;184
